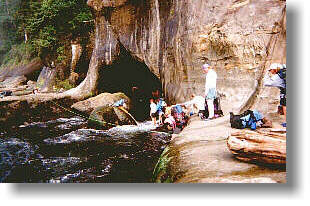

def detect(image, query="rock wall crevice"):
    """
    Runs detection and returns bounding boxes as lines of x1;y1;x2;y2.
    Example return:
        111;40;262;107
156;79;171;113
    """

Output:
84;0;286;113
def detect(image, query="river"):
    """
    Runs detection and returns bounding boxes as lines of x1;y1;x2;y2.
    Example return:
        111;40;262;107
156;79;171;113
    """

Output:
0;116;171;183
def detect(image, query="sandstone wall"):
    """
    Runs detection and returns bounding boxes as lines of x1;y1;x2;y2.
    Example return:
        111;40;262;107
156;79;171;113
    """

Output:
88;0;286;114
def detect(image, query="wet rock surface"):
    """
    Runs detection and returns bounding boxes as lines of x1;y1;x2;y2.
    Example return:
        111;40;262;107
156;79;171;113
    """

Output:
0;0;287;183
89;105;137;129
0;95;77;128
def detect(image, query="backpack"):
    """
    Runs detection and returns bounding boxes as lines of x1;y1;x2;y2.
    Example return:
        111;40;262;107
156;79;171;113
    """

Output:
214;97;223;116
278;68;286;81
156;98;166;112
204;97;223;118
0;91;12;98
230;110;257;129
174;105;183;114
230;112;244;129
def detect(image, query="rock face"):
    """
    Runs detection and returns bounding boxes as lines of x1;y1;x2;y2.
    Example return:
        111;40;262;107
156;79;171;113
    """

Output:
72;92;131;115
227;129;286;165
62;12;120;99
152;116;286;183
88;0;128;10
86;0;286;114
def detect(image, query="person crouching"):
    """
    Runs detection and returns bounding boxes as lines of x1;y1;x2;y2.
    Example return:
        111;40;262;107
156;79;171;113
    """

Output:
164;107;176;131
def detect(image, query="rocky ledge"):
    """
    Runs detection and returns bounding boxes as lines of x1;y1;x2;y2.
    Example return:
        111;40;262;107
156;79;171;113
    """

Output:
0;92;136;130
153;115;286;183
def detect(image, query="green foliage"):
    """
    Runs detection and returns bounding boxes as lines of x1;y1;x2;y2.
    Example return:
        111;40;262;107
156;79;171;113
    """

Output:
152;146;173;183
0;0;22;64
54;79;75;91
0;0;93;66
56;46;66;62
24;0;94;58
0;43;33;70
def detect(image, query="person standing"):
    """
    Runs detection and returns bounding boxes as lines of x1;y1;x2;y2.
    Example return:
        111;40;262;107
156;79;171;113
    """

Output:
202;63;217;119
150;99;157;126
264;63;287;127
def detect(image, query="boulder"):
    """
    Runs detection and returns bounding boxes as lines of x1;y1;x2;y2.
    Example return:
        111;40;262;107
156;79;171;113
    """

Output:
89;105;137;129
71;92;131;115
227;129;286;165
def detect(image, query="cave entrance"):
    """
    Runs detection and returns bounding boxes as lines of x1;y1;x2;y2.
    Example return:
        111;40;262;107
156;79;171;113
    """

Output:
97;46;162;121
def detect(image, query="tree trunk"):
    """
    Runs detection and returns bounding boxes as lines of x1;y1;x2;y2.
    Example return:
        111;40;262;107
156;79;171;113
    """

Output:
227;129;286;165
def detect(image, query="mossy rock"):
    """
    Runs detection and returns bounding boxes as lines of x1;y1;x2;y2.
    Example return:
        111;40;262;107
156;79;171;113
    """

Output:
152;146;174;183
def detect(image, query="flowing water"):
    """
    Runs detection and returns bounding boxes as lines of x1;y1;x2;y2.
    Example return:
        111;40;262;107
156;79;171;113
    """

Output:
0;116;171;183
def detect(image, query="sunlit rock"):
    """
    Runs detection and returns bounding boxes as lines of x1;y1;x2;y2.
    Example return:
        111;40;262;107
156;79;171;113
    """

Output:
72;92;131;115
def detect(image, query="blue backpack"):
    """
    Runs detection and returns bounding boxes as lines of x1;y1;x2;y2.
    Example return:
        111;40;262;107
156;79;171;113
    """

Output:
278;68;286;87
231;110;263;130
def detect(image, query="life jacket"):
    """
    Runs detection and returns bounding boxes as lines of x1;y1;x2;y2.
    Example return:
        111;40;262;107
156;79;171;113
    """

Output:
175;105;183;114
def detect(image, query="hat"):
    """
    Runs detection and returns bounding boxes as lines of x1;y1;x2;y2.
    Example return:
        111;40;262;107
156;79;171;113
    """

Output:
202;64;210;70
269;63;283;71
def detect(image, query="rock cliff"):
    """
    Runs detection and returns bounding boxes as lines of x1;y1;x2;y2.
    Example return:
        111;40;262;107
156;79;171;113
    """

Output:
86;0;286;114
0;0;286;129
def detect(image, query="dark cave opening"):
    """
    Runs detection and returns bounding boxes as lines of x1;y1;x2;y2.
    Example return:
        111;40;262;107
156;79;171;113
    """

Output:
97;46;162;121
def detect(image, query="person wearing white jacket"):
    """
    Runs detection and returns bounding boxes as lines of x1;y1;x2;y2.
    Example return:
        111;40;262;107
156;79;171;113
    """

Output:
264;63;287;127
183;94;206;119
202;63;217;119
